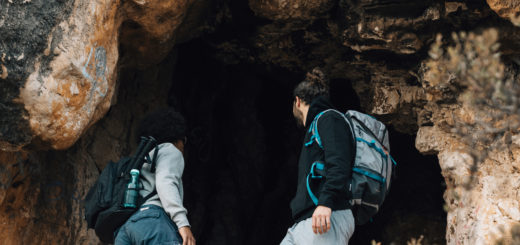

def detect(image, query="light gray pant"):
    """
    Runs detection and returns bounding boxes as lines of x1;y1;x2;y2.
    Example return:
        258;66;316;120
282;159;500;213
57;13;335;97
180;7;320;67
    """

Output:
280;209;355;245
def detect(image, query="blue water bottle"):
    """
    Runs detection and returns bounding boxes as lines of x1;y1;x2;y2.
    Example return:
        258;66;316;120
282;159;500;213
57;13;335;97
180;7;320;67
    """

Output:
123;169;140;208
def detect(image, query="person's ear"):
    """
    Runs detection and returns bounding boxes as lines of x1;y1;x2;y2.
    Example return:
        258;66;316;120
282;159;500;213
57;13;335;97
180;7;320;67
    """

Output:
295;96;301;108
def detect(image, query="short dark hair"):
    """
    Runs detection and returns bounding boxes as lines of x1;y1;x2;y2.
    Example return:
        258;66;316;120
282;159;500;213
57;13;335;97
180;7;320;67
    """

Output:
136;108;186;145
293;68;330;104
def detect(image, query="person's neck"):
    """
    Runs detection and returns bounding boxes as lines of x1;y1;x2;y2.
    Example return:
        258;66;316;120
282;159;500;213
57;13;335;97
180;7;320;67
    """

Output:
173;141;185;155
302;105;310;127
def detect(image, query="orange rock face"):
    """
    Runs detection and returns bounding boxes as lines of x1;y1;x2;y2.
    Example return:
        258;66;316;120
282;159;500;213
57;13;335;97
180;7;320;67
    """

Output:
19;0;120;150
3;0;212;151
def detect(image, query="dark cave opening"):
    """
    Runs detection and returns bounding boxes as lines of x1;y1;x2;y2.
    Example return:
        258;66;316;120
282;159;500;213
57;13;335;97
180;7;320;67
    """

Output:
169;41;302;244
163;37;447;244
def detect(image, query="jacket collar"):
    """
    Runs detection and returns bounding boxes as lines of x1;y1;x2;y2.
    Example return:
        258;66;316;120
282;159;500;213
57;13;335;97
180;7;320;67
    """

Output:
305;96;334;129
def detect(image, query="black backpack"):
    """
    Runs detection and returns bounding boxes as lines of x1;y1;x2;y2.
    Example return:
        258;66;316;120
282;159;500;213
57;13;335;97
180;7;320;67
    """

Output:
84;136;159;243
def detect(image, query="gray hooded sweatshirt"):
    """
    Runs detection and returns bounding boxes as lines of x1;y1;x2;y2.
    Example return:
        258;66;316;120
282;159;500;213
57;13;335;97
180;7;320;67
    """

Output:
139;143;190;228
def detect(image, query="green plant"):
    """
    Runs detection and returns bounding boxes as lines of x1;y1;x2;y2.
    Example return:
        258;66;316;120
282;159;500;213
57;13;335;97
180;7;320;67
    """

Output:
424;28;520;187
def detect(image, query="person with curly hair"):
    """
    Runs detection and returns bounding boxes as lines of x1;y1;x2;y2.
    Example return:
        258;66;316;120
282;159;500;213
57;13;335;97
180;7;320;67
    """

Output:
115;108;196;245
281;68;355;244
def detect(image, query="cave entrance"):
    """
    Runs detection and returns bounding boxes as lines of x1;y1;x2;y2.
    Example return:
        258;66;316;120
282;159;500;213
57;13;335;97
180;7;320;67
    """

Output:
165;37;446;245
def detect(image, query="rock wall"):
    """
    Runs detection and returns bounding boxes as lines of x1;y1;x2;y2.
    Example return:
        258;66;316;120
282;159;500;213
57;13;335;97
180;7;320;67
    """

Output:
229;0;520;243
1;0;520;244
0;0;74;151
416;125;520;244
0;0;220;243
0;0;220;151
414;41;520;243
0;52;177;244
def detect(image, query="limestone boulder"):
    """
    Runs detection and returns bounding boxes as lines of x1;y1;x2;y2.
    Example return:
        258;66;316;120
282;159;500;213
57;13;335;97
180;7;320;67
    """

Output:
415;53;520;243
18;0;121;151
416;124;520;244
0;0;217;151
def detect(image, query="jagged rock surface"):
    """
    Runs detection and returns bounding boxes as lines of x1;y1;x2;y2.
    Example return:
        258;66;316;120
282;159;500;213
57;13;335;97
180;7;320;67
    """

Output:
119;0;222;66
249;0;335;20
413;62;520;244
1;0;520;244
487;0;520;24
0;0;219;151
0;53;177;244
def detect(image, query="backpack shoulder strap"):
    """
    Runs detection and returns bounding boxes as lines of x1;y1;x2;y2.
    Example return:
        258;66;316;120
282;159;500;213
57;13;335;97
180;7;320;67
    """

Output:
127;137;149;172
138;189;157;207
144;145;160;173
150;146;159;173
137;139;159;207
305;109;335;148
306;109;356;149
133;136;157;170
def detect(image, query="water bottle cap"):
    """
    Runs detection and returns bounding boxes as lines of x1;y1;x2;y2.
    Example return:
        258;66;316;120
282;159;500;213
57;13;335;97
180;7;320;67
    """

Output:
130;169;140;175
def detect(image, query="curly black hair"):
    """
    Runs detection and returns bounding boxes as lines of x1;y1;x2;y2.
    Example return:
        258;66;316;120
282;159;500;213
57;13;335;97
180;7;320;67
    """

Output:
136;108;186;145
293;67;330;104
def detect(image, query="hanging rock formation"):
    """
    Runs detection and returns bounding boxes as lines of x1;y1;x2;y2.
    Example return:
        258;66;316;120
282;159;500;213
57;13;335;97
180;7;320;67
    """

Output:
1;0;520;244
0;0;219;151
0;0;220;243
249;0;335;20
119;0;221;66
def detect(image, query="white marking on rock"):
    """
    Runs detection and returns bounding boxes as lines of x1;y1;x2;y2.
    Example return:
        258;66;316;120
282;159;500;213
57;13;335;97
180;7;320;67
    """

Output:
133;0;147;5
70;82;79;95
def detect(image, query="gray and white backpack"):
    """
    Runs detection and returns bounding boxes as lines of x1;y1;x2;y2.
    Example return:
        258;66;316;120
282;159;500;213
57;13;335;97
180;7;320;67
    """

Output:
305;109;396;225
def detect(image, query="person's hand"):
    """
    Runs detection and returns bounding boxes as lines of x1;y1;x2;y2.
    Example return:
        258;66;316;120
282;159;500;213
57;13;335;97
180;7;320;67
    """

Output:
312;205;332;234
178;226;196;245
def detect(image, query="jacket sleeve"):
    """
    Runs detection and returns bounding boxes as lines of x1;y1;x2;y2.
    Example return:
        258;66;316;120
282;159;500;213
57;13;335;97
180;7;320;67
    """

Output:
316;112;354;208
155;144;190;228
